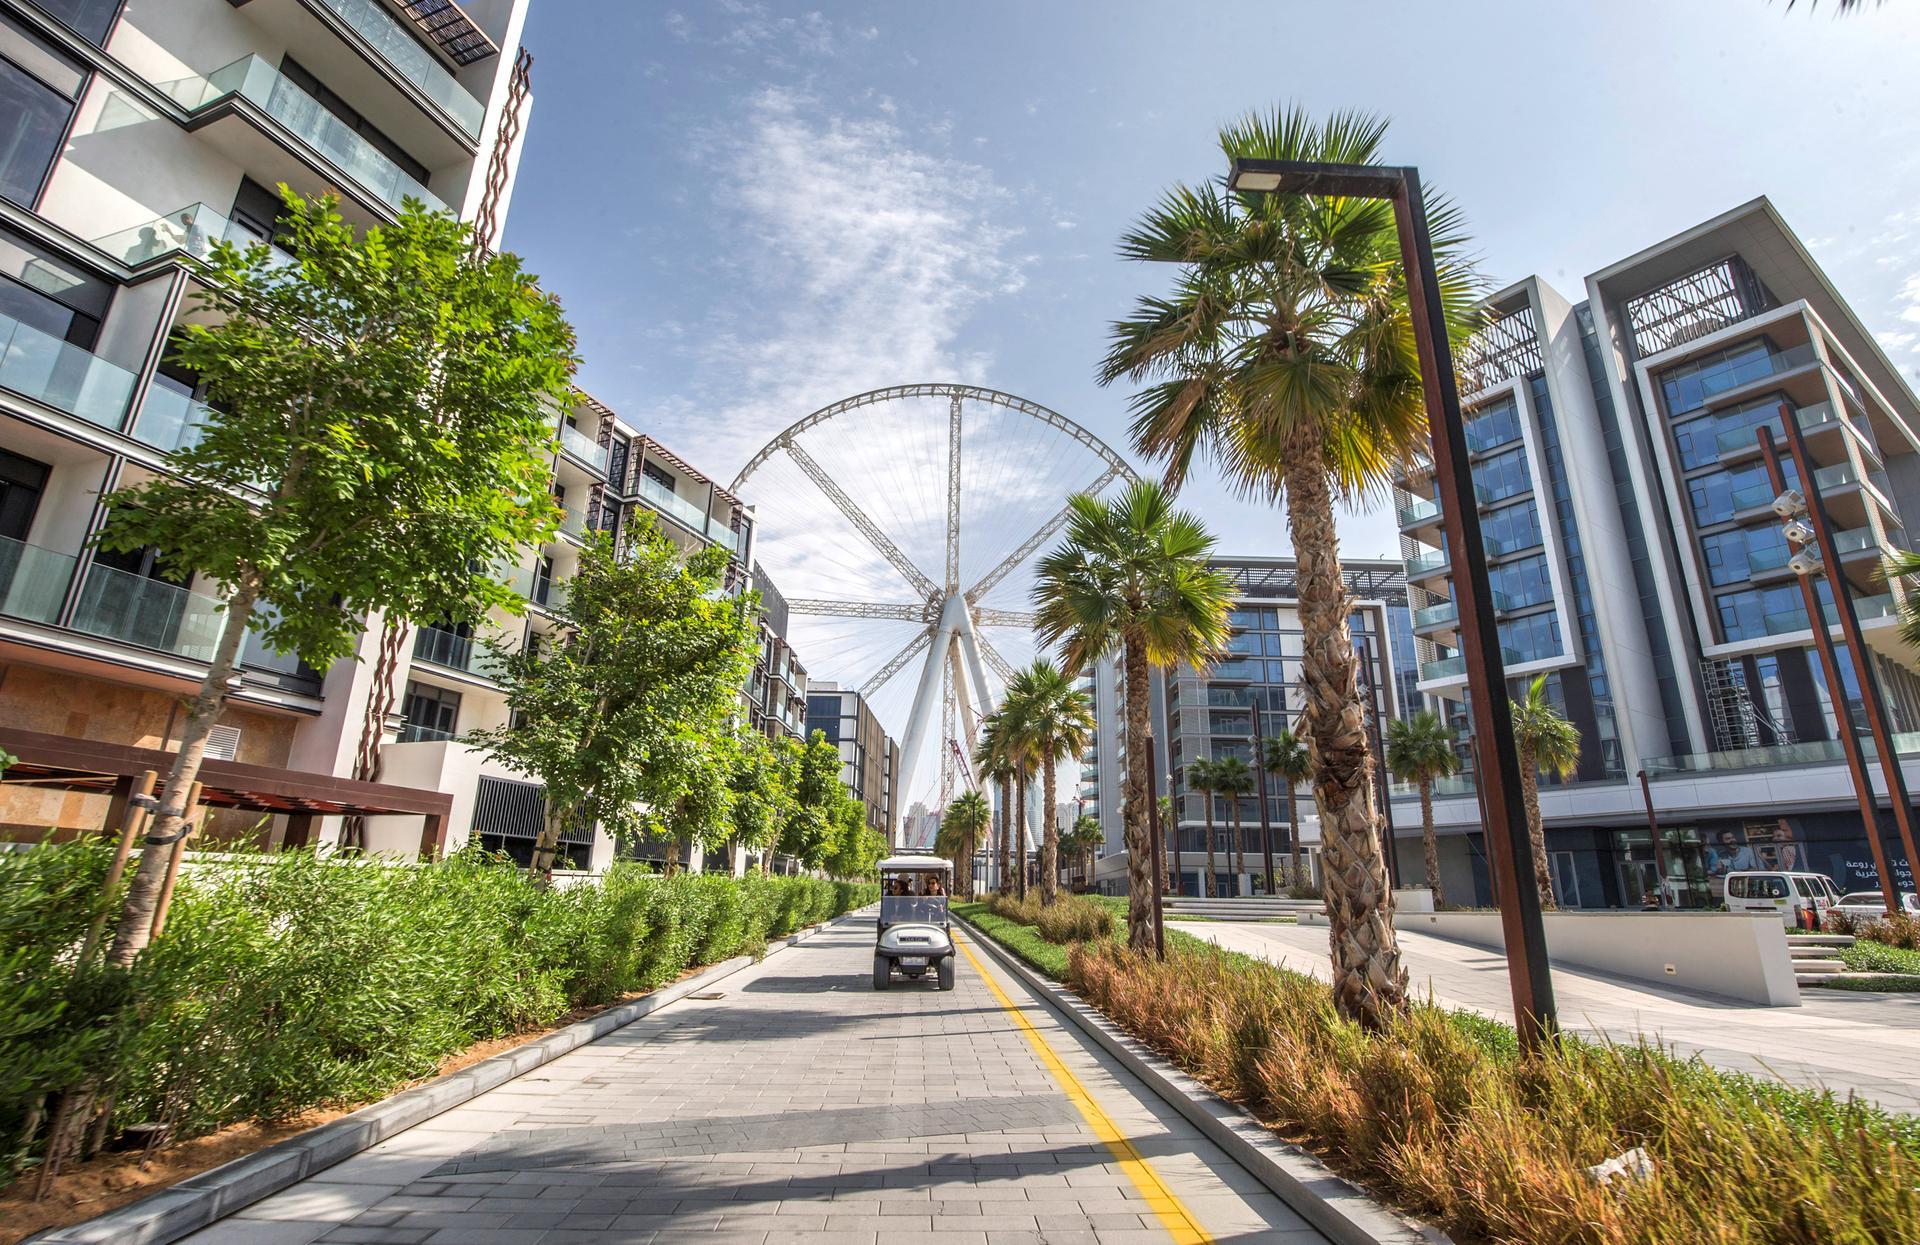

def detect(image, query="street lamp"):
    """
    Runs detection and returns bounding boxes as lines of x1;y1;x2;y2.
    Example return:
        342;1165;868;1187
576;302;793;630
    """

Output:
1225;157;1558;1049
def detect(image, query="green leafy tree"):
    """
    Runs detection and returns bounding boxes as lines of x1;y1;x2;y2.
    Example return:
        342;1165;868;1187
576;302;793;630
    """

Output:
974;716;1018;894
1033;480;1233;951
1210;755;1254;897
1385;711;1460;907
727;731;797;873
1510;675;1581;911
1063;812;1104;889
779;732;844;869
1187;757;1219;897
823;793;886;879
1100;107;1485;1026
1262;729;1313;889
941;789;991;898
102;191;576;964
470;522;756;882
1004;660;1095;904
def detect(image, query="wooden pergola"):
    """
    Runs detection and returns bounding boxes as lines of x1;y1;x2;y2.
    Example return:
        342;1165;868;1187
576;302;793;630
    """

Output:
0;728;452;855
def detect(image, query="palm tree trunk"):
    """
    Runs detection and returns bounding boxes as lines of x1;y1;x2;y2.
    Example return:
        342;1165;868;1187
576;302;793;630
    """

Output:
1202;796;1217;898
1285;782;1303;888
1014;768;1030;899
1519;747;1556;911
1232;806;1245;897
1041;760;1060;904
1419;779;1445;908
997;775;1011;893
108;571;262;967
1121;633;1154;952
1284;435;1405;1029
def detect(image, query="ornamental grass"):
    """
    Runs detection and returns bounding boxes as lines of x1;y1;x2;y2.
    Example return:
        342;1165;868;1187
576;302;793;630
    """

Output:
1067;937;1920;1245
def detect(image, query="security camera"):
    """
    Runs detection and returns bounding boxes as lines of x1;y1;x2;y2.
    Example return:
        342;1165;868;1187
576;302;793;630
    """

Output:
1782;519;1815;545
1789;549;1823;577
1771;489;1806;520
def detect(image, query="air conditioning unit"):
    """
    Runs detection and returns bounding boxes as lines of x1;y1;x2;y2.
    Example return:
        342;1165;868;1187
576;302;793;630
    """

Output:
205;725;242;762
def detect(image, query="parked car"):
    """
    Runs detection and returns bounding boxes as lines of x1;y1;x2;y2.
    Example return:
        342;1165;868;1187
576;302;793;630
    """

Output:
1724;870;1842;927
1830;891;1920;921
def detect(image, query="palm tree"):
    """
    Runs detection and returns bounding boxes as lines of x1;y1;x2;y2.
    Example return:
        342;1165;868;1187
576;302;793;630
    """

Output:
974;716;1017;895
1262;729;1313;890
1511;674;1581;912
1033;480;1233;952
1385;711;1460;908
1187;757;1219;897
1004;660;1095;904
940;789;990;899
1210;755;1254;897
1100;106;1484;1027
1065;812;1104;888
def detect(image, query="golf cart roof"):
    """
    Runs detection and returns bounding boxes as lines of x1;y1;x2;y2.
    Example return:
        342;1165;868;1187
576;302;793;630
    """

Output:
878;854;953;873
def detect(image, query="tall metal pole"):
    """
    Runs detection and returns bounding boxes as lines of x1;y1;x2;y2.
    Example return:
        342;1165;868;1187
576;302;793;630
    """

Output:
1251;695;1277;894
1164;669;1182;895
1359;635;1401;887
1635;769;1668;908
1776;408;1920;901
1227;158;1557;1049
1146;742;1168;960
1757;425;1900;913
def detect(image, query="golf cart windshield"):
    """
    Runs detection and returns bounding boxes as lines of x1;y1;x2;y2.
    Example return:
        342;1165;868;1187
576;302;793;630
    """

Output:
879;868;948;926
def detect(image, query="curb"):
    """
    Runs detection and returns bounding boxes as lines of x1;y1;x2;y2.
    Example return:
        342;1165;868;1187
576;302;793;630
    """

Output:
30;909;867;1245
955;916;1449;1245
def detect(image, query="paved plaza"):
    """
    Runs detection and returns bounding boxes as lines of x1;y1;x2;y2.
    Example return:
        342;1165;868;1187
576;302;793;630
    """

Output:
176;916;1334;1245
1177;918;1920;1111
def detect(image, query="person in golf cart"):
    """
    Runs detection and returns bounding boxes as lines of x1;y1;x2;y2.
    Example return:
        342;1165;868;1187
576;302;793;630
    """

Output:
873;855;956;991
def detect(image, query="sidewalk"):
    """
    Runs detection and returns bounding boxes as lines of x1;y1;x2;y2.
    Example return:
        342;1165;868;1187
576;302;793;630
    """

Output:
174;915;1333;1244
1177;918;1920;1112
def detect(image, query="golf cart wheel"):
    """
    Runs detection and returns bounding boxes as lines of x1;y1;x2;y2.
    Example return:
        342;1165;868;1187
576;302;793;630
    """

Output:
937;955;955;991
872;955;890;990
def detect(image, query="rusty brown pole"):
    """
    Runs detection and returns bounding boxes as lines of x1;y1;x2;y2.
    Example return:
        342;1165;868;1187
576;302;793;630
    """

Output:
1758;424;1900;914
1145;744;1167;961
1776;406;1920;902
1635;769;1668;908
1226;157;1558;1049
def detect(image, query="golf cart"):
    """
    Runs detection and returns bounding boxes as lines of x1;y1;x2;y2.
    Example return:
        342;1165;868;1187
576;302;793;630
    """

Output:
873;855;955;990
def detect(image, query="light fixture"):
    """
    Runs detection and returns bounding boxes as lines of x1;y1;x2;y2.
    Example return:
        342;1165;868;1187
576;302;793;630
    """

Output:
1227;168;1284;193
1771;488;1807;520
1782;518;1816;545
1789;549;1823;577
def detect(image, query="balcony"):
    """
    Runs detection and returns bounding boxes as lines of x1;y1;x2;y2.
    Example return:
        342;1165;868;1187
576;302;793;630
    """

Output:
555;502;589;541
1405;549;1449;581
397;720;457;743
1465;421;1521;455
93;203;294;271
1486;531;1543;559
1412;600;1457;630
155;56;446;215
306;0;486;137
412;625;501;679
0;536;77;625
70;564;227;661
132;386;216;454
558;422;610;475
1397;497;1442;529
0;310;137;429
636;474;737;549
1419;647;1524;684
1713;401;1841;461
1749;592;1896;640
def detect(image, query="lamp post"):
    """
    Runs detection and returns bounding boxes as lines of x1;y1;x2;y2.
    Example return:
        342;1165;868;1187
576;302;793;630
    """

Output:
1760;417;1914;912
1250;696;1277;895
1635;768;1668;908
1225;157;1557;1049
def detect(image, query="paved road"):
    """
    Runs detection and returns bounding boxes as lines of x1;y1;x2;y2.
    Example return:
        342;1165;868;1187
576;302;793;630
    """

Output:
1177;918;1920;1111
178;914;1331;1244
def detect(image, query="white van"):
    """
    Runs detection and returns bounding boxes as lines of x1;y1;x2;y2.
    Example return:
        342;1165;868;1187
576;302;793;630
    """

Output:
1724;871;1842;926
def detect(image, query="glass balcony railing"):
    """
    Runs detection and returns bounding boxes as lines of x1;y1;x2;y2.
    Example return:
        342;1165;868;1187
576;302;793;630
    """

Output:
70;563;227;660
1729;479;1782;514
1465;421;1521;455
397;721;458;744
1747;544;1792;576
1413;600;1458;629
1486;531;1542;558
310;0;485;136
1689;342;1820;409
412;626;504;679
0;536;77;624
93;203;293;270
132;386;217;454
155;57;445;215
637;474;713;533
1813;461;1865;493
1713;402;1840;458
0;311;137;428
557;422;610;474
554;502;588;540
1833;527;1882;557
1405;549;1448;578
1648;732;1920;778
1397;497;1442;528
1420;655;1466;681
1389;773;1478;800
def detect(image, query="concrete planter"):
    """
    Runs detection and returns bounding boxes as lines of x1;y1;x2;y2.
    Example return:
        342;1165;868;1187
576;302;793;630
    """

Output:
1392;887;1435;914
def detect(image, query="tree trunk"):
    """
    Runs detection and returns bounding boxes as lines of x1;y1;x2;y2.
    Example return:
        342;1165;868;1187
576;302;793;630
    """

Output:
1284;435;1405;1028
1202;794;1217;898
1120;633;1154;952
1420;779;1445;908
1041;760;1060;904
1231;805;1245;897
1285;781;1303;888
1013;769;1029;898
108;571;261;967
528;801;570;886
997;775;1012;893
1519;747;1556;911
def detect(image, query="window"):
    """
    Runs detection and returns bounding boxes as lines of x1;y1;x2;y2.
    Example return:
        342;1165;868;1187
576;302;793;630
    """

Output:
1673;398;1790;472
1498;611;1561;663
1488;553;1553;610
18;0;122;45
0;447;49;541
229;177;294;249
641;460;676;489
1471;446;1531;504
0;223;113;349
1481;500;1543;556
1225;630;1259;656
1714;579;1832;643
1687;460;1796;528
1659;338;1779;416
1465;396;1523;453
0;20;84;205
400;681;460;742
1729;875;1788;900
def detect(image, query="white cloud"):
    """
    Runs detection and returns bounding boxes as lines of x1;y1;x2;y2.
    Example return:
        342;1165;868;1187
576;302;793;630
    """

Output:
1898;272;1920;326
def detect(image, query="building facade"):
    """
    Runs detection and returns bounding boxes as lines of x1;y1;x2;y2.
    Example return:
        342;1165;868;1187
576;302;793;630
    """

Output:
1394;198;1920;908
805;681;900;845
745;564;809;746
1086;556;1409;896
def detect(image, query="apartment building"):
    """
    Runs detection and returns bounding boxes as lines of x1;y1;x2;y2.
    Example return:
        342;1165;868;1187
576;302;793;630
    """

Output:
0;0;536;846
1393;198;1920;908
744;565;810;746
1084;556;1410;896
804;681;901;845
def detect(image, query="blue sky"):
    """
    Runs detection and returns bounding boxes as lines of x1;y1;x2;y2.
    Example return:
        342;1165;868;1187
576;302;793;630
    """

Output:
501;0;1920;782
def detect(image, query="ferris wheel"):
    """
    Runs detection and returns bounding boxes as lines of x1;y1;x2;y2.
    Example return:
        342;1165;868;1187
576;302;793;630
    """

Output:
732;385;1135;825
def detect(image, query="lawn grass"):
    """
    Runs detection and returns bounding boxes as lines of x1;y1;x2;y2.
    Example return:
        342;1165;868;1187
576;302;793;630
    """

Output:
960;888;1920;1244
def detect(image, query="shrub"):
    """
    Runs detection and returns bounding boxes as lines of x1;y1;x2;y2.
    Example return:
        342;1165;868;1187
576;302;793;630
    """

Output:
1064;936;1920;1244
1032;895;1114;945
1858;911;1920;950
0;842;874;1184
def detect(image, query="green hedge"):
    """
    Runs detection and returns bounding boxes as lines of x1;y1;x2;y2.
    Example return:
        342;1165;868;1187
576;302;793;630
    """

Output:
0;841;873;1181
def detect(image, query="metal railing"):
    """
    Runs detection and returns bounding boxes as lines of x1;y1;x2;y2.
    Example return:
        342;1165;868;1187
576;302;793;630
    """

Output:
310;0;485;136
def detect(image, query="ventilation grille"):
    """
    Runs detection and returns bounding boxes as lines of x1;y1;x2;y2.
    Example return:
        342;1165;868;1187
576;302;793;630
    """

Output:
205;725;242;762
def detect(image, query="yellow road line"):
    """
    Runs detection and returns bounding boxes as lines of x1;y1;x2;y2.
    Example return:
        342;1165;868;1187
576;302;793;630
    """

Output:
954;932;1212;1244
